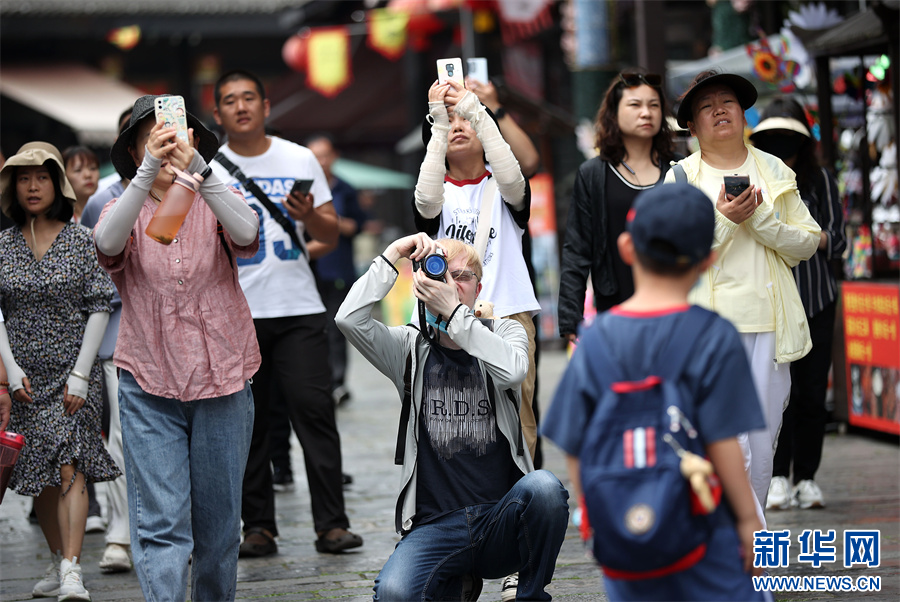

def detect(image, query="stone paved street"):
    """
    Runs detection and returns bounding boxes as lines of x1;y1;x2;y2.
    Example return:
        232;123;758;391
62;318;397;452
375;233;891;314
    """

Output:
1;345;897;601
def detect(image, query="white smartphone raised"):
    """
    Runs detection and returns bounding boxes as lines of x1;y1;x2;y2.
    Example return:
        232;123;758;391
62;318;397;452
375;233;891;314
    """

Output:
467;57;488;84
154;95;189;143
437;58;465;87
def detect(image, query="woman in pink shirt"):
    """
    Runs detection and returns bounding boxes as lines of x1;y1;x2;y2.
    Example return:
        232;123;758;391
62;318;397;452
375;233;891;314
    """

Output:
94;95;260;602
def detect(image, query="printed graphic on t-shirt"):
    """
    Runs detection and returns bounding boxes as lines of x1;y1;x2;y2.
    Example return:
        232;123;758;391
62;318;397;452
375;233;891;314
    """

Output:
421;356;495;460
230;178;306;266
444;206;497;266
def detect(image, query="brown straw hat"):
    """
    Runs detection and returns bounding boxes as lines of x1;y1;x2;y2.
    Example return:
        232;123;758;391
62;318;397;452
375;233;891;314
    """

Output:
110;94;220;180
0;142;77;217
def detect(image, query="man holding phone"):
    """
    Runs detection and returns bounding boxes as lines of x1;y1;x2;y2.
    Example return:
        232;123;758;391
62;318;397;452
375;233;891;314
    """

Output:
210;69;363;557
665;70;821;526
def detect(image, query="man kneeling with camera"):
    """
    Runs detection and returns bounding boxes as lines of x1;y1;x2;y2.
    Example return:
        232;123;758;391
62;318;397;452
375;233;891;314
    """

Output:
336;233;568;600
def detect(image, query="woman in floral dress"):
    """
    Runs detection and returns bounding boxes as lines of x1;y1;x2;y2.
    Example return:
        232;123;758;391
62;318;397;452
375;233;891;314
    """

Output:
0;142;118;601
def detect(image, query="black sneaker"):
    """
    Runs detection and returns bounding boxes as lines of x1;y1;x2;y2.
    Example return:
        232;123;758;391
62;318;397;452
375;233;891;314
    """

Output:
272;467;295;493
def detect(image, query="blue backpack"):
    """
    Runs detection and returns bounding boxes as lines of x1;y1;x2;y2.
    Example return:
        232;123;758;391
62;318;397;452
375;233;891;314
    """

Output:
579;306;722;579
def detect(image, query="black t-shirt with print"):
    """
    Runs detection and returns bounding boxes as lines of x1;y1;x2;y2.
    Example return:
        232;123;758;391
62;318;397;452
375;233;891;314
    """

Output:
413;343;519;526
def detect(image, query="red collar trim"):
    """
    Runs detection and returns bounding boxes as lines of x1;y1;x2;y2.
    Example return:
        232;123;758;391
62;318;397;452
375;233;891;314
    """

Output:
610;304;691;318
445;171;491;186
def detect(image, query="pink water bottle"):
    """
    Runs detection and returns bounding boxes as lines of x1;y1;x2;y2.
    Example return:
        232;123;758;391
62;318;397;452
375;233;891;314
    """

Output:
0;431;25;505
145;168;204;245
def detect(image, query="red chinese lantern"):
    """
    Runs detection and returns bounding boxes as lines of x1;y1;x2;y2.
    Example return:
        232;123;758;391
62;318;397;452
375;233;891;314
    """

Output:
282;33;309;72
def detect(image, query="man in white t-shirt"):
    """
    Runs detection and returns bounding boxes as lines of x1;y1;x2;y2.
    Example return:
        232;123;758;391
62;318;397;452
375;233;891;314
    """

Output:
665;70;820;526
211;70;362;557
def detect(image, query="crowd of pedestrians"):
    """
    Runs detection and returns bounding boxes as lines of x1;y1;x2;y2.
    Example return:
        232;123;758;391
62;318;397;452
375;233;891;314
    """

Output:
0;63;844;602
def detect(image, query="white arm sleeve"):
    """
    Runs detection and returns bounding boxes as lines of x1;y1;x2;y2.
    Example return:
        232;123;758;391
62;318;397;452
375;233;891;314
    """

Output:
414;102;451;219
187;153;259;247
94;150;162;256
0;323;26;393
65;312;109;400
454;92;526;210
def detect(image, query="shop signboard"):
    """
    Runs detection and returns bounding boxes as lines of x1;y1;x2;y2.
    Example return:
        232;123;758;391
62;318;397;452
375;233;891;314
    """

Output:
842;282;900;434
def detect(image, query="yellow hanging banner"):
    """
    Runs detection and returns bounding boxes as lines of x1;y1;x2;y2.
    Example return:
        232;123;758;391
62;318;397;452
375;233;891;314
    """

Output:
368;8;409;61
307;27;352;98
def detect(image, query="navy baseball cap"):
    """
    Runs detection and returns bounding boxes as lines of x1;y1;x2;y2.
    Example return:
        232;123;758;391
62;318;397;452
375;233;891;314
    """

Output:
626;183;714;267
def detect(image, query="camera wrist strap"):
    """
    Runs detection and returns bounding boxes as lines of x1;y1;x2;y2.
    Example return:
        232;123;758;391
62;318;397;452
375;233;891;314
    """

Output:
213;152;308;261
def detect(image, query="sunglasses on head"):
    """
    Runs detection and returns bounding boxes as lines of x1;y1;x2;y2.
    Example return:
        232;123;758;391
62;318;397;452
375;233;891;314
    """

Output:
619;73;662;88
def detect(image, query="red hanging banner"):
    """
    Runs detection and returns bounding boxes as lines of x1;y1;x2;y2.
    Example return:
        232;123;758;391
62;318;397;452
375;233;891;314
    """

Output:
306;26;352;98
368;8;409;61
496;0;552;44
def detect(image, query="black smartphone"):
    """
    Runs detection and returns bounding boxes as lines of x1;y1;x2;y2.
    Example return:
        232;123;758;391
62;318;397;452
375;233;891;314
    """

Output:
723;175;751;197
291;179;313;196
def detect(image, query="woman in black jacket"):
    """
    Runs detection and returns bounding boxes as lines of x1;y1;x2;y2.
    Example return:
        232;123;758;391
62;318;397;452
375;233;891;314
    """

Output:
558;71;677;341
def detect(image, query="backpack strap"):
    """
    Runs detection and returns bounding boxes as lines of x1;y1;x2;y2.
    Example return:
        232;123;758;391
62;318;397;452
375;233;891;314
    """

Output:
213;151;308;261
672;163;687;184
655;306;717;381
486;372;525;457
594;306;716;391
395;327;421;465
507;388;524;457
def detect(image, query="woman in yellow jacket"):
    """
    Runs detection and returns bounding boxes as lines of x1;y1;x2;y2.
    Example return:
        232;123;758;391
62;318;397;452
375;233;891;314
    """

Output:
666;70;821;527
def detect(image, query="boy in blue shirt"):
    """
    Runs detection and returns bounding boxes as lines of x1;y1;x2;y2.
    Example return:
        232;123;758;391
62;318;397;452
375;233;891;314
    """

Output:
543;183;771;600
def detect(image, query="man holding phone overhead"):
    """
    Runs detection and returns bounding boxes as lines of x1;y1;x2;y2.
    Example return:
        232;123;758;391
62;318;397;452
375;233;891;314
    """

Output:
665;70;820;527
210;69;363;558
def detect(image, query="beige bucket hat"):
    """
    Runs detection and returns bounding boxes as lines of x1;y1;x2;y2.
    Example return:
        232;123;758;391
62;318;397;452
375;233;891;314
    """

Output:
0;141;77;217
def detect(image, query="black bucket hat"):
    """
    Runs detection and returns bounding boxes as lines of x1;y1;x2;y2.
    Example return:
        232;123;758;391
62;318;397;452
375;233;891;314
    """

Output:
110;94;220;180
675;72;758;129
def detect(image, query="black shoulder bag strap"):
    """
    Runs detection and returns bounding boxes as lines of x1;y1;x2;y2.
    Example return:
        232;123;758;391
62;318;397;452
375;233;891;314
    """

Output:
486;372;525;457
395;327;421;465
213;151;307;261
672;163;688;184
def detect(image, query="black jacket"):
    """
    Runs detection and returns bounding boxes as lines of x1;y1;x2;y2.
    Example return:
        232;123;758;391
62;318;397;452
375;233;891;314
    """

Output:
558;158;615;337
557;157;674;337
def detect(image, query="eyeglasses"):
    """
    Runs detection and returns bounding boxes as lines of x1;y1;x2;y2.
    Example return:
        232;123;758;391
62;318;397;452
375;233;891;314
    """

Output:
618;73;662;88
450;269;478;282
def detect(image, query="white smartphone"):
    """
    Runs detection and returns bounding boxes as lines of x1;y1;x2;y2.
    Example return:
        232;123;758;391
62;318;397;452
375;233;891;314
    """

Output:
467;57;488;84
154;95;189;143
437;58;465;87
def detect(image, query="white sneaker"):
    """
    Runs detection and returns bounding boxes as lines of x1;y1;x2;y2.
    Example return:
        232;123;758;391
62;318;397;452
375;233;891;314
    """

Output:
99;543;132;573
794;479;826;509
500;573;518;602
58;557;91;601
85;515;106;533
766;476;793;510
32;552;62;597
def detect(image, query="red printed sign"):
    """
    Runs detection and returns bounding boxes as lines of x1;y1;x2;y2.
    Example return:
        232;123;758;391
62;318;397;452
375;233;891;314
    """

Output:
842;282;900;434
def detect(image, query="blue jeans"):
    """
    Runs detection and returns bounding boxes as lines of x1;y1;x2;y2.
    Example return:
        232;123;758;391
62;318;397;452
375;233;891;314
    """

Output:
118;371;254;602
374;470;569;601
